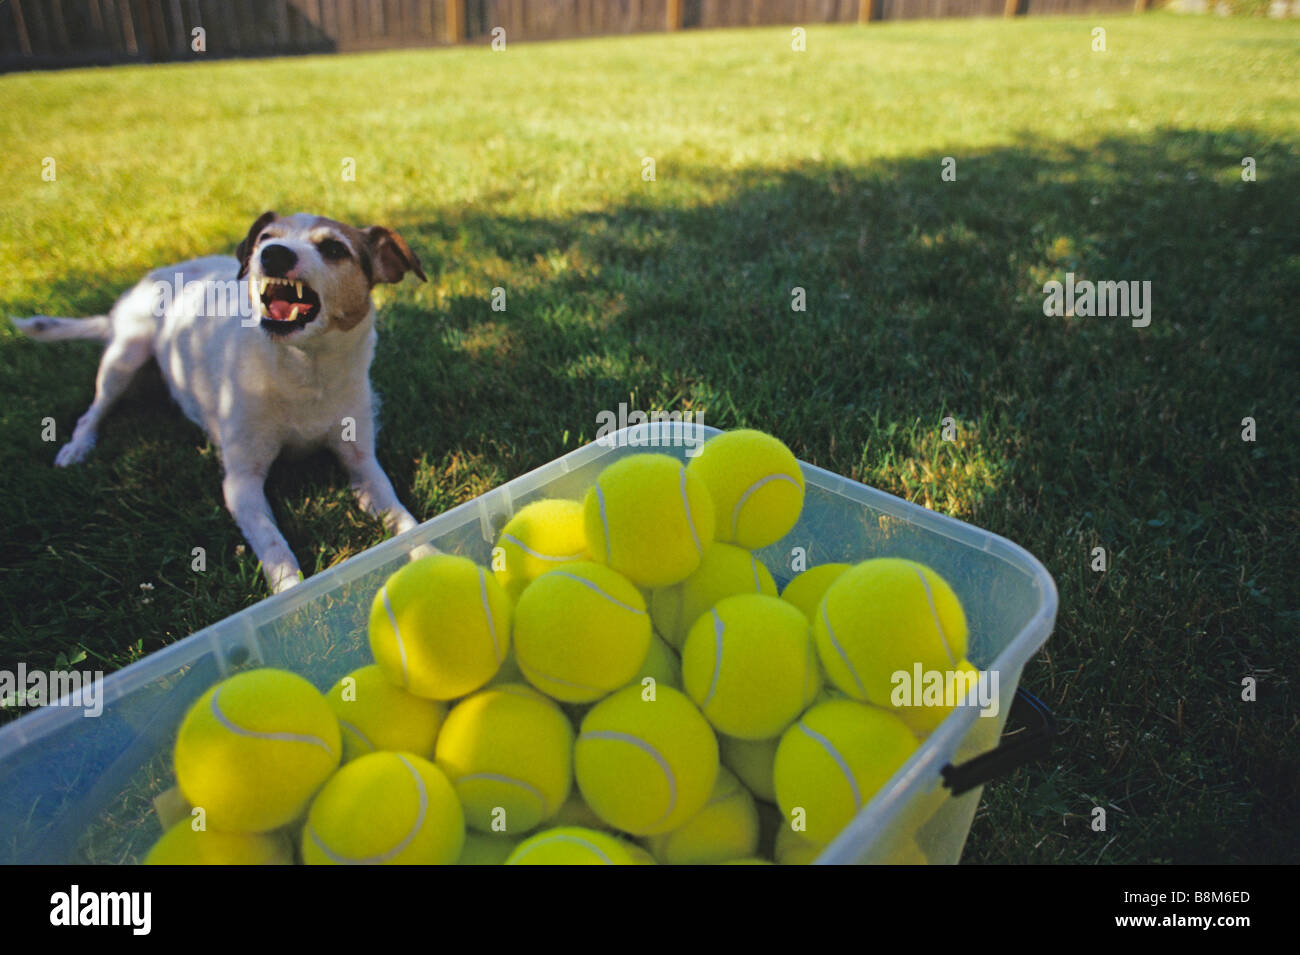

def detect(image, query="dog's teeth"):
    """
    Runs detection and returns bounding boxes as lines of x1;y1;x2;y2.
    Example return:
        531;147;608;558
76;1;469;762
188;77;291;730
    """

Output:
294;282;302;298
259;279;269;294
289;306;300;321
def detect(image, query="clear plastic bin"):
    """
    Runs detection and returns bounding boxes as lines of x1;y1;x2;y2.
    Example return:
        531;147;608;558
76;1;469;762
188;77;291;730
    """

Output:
0;422;1057;864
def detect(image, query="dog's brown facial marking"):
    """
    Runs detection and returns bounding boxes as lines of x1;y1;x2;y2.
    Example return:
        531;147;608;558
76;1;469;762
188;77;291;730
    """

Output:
238;213;425;339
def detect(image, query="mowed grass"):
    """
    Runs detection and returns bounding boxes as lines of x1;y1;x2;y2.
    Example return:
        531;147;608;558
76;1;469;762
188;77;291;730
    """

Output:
1;14;1298;863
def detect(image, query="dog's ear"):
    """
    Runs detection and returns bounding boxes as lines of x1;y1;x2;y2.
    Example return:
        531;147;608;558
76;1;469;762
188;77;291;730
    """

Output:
236;211;277;278
362;226;427;284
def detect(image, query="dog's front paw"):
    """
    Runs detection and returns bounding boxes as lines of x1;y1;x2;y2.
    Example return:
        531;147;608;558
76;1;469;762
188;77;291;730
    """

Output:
54;437;95;467
267;566;304;594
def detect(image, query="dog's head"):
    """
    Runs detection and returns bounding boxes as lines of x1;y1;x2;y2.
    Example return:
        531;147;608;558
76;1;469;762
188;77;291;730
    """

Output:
236;211;426;340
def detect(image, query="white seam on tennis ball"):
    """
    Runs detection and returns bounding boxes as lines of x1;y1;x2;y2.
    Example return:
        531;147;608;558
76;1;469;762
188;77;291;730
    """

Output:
912;566;958;667
338;719;375;753
501;533;584;562
457;772;550;816
580;730;677;828
749;556;762;591
730;473;801;539
547;570;646;615
308;753;429;864
516;658;606;693
797;721;862;811
478;566;503;663
515;833;614;864
209;688;336;756
701;609;725;708
381;586;410;689
819;601;868;699
595;483;612;562
679;468;704;555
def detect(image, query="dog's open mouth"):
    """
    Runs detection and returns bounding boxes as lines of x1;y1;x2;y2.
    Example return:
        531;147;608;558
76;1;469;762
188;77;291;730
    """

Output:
258;277;322;334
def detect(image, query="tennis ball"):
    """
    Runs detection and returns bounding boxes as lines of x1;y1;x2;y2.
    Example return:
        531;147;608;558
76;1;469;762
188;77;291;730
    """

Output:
435;684;574;834
775;825;824;866
144;821;293;865
813;558;972;733
506;826;653;865
584;453;715;587
686;429;804;549
369;554;511;700
681;594;821;740
174;668;341;833
721;734;779;804
458;832;520;866
513;562;651;703
493;499;589;602
302;751;464;865
773;699;918;845
575;685;719;836
780;563;850;621
636;632;682;691
646;768;759;865
326;665;447;762
649;542;778;649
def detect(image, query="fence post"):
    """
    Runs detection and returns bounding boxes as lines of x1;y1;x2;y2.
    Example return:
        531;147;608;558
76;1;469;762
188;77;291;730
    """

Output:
857;0;875;22
666;0;683;30
1004;0;1020;16
446;0;464;43
1134;0;1149;10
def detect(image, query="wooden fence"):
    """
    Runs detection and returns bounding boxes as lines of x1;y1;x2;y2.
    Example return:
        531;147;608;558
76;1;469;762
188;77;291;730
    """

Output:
1;0;1145;71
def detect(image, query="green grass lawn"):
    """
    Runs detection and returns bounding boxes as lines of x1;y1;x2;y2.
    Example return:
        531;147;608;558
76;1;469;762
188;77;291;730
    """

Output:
1;13;1297;863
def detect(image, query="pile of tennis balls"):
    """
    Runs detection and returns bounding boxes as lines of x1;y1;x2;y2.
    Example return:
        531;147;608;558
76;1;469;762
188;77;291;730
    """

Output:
145;428;978;865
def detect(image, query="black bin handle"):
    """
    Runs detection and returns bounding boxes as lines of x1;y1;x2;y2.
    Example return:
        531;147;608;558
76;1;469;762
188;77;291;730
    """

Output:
940;687;1056;796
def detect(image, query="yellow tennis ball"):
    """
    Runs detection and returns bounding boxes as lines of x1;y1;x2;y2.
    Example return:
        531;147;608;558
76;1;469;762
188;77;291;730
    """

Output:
434;684;574;835
513;562;651;703
775;824;825;865
637;631;682;691
369;554;511;700
649;542;778;649
506;826;653;865
686;429;805;549
773;699;918;845
584;453;715;588
813;558;971;731
681;594;821;740
302;751;464;865
575;685;719;836
780;563;850;620
646;768;759;865
144;821;293;865
894;659;982;736
326;665;447;762
721;734;779;804
174;668;341;833
458;832;520;866
492;499;589;602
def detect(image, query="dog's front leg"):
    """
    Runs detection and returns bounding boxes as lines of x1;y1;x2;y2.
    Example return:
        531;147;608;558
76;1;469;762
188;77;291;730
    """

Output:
330;434;431;557
222;468;302;593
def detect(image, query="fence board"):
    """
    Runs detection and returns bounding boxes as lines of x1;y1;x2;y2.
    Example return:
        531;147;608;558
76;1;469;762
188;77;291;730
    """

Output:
2;0;1144;71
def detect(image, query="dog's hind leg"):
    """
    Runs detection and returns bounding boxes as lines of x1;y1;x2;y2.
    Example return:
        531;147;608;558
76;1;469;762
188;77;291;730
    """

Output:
54;332;153;467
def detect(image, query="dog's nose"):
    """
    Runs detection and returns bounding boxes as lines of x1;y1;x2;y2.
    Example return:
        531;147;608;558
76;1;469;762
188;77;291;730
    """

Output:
259;244;298;277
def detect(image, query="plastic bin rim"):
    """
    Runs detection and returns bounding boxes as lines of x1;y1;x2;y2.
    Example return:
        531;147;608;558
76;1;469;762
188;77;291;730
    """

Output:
0;422;1059;784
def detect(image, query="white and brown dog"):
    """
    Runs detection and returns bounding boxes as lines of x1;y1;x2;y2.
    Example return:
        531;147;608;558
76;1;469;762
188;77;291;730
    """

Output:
13;211;427;593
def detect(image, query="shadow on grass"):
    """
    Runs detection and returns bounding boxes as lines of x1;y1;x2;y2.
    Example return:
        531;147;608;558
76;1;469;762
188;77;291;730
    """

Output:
1;127;1297;862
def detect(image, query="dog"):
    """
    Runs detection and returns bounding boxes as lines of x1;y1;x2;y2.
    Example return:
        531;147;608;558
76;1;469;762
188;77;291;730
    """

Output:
13;211;427;593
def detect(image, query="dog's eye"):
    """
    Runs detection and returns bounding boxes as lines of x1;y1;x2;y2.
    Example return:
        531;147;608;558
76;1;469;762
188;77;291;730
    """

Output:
317;238;350;260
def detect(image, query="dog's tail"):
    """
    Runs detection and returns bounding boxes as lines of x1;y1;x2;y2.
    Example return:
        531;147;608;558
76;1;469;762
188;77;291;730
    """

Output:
11;315;112;342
